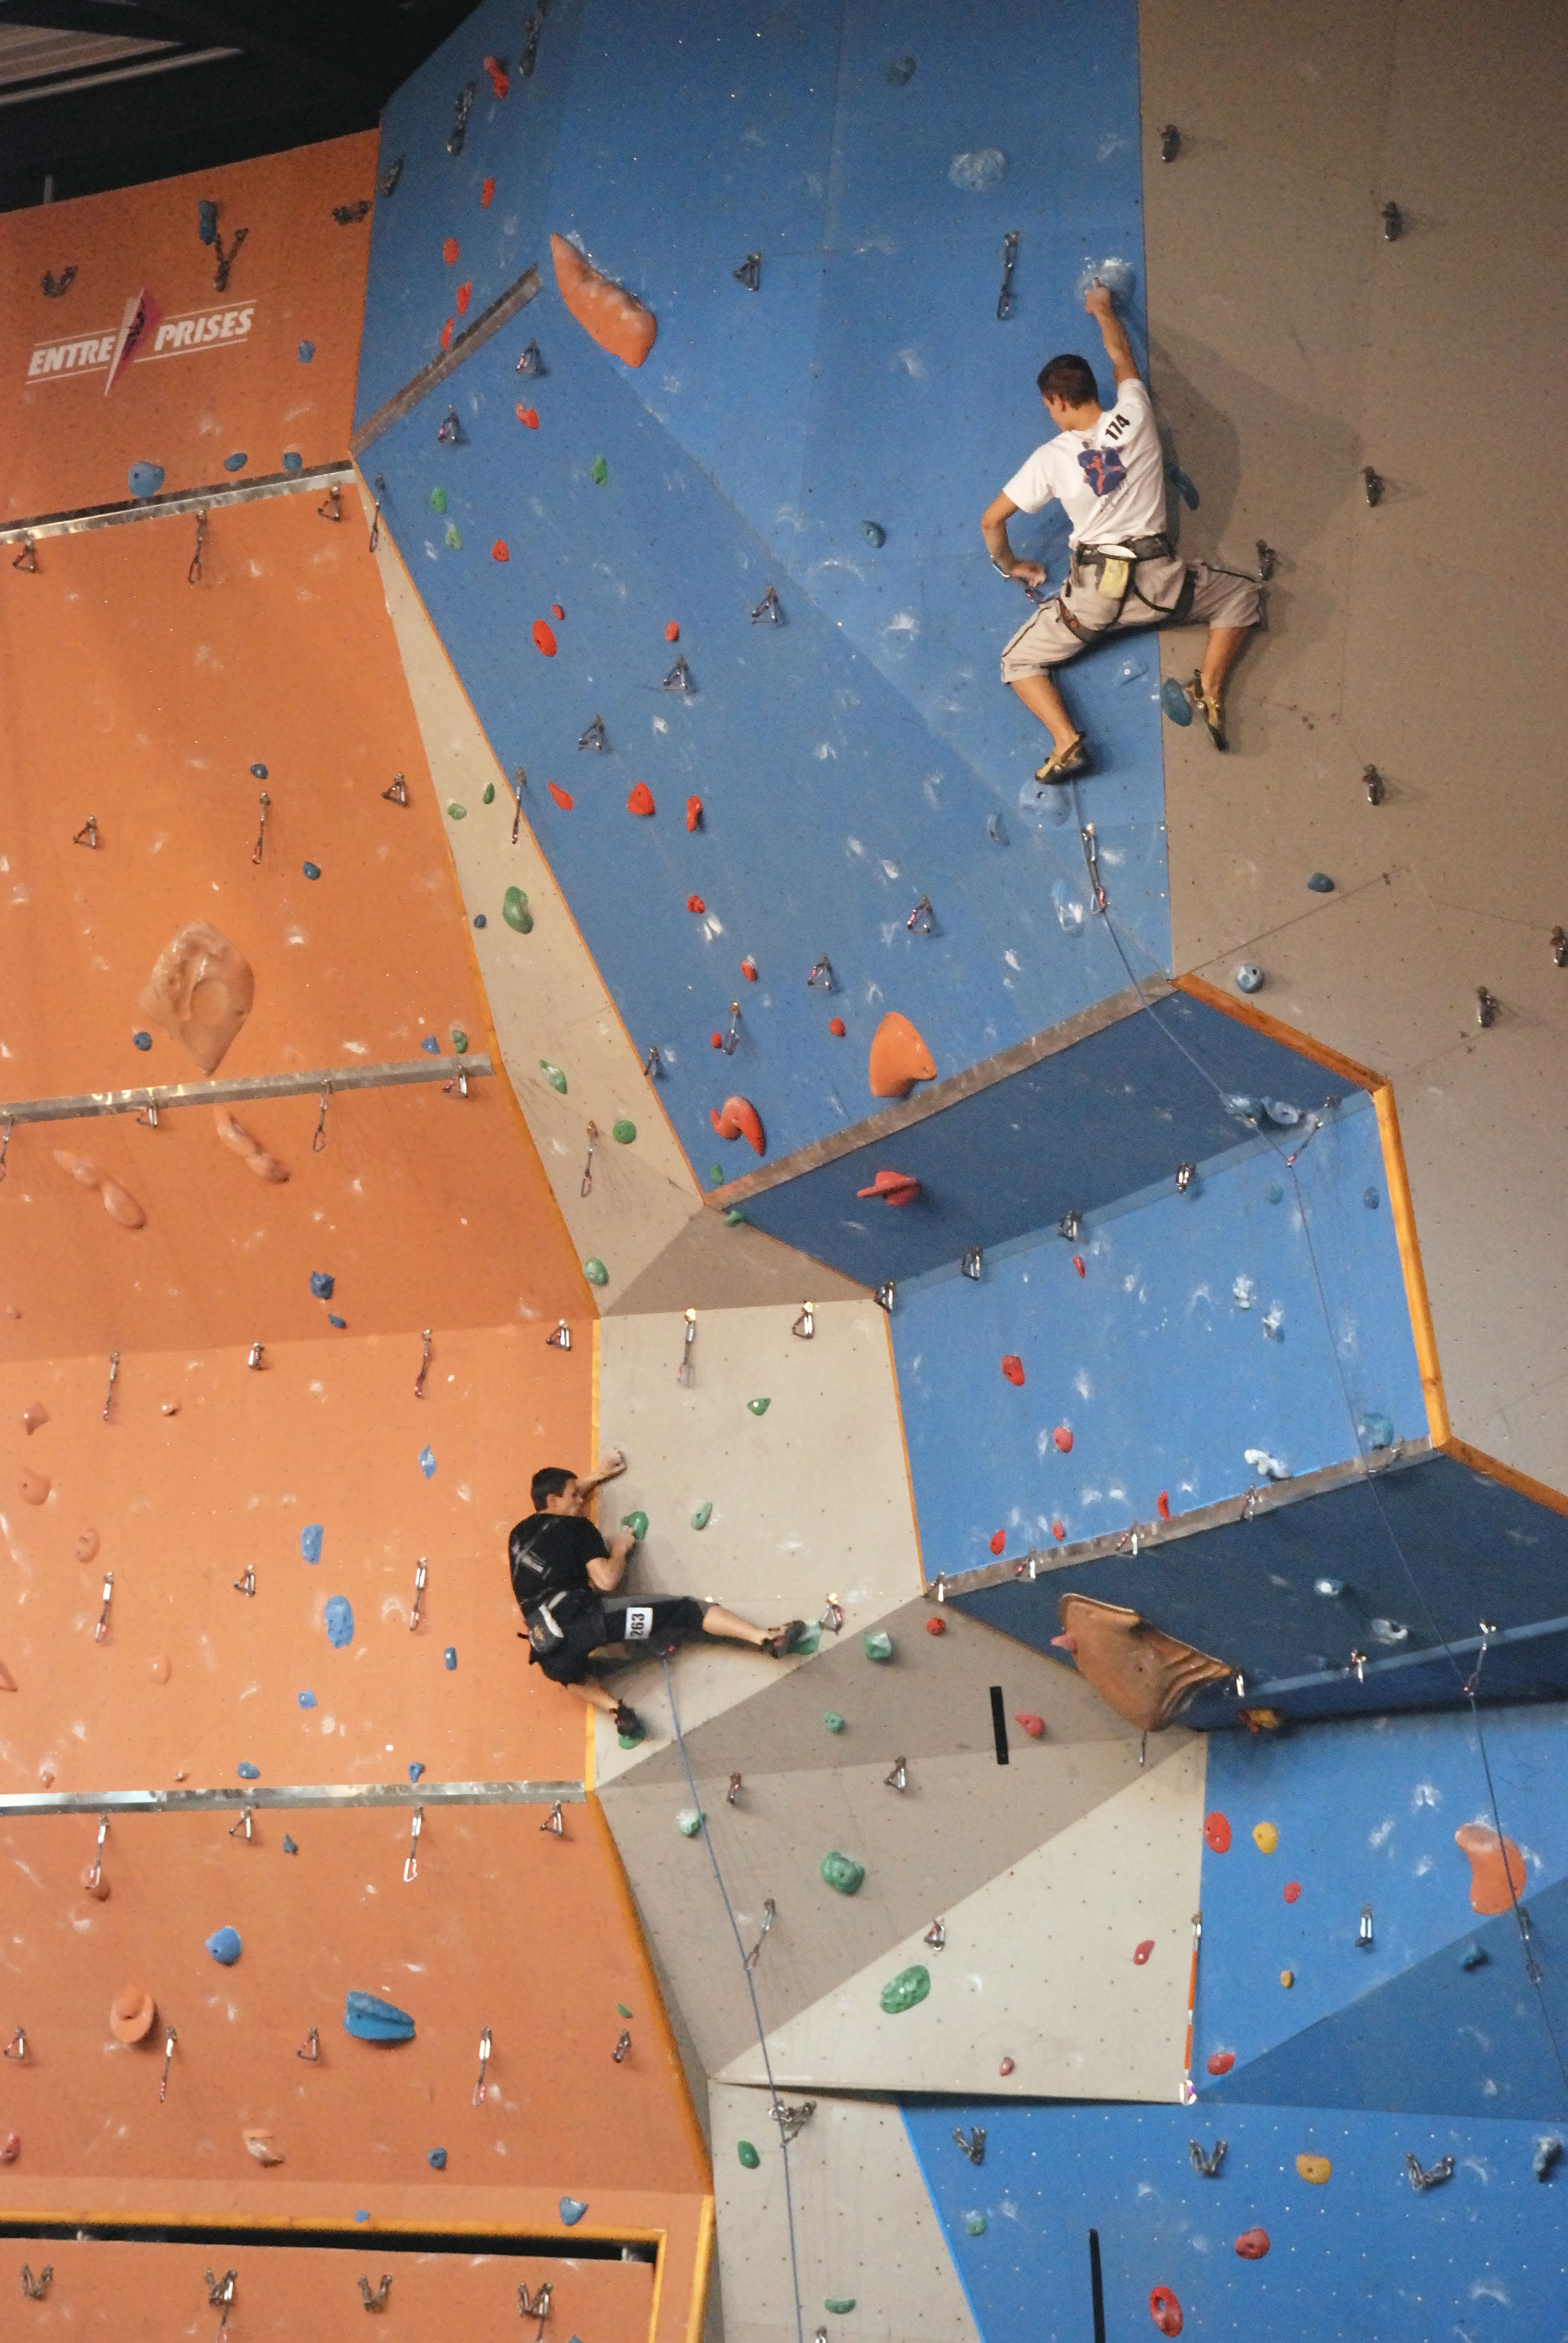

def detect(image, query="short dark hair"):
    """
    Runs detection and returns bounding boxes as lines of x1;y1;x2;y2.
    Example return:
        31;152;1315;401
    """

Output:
1037;353;1099;407
531;1465;577;1510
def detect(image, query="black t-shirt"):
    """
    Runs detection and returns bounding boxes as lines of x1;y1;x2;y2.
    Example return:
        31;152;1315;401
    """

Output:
508;1512;608;1611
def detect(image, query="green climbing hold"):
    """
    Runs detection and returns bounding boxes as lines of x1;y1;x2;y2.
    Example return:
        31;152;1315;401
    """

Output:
483;782;495;805
446;802;468;821
450;1027;468;1054
616;2003;633;2019
444;522;462;549
676;1807;705;1838
502;886;533;934
789;1622;822;1656
823;1711;845;1734
820;1850;865;1896
862;1630;895;1663
612;1119;637;1144
617;1721;645;1749
590;455;609;485
964;2214;987;2238
737;2141;761;2170
824;2302;857;2316
880;1964;931;2015
690;1502;713;1531
540;1060;567;1093
709;1164;725;1184
723;1208;747;1227
747;1397;771;1417
621;1511;648;1539
583;1258;609;1286
430;487;448;513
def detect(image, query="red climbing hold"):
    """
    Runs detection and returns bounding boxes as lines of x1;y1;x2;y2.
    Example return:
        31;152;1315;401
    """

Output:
1052;1425;1073;1452
998;2056;1015;2076
1157;1491;1171;1520
491;540;509;562
741;957;759;981
547;783;573;810
1206;2050;1235;2077
439;318;454;350
989;1531;1006;1555
829;1017;846;1037
925;1616;947;1636
665;621;680;641
1204;1812;1233;1853
442;237;459;265
552;603;564;619
1051;1521;1066;1541
456;281;472;315
687;895;706;914
532;620;558;657
1283;1881;1301;1904
858;1170;922;1208
1001;1355;1025;1388
711;1035;723;1049
627;784;655;816
1149;2286;1183;2336
1014;1712;1045;1737
1134;1939;1155;1965
1073;1255;1085;1277
517;405;540;428
1234;2230;1270;2261
483;54;509;97
711;1096;765;1155
480;177;495;208
685;797;702;832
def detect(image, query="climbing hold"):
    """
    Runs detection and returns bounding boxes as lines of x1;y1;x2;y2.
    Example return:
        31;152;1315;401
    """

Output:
430;487;448;513
829;1017;846;1036
345;1991;415;2043
1156;1491;1172;1522
711;1096;765;1155
1051;1521;1066;1541
550;233;657;367
206;1926;243;1966
110;1984;157;2043
1295;2154;1331;2184
517;405;540;428
1001;1356;1025;1387
664;621;681;643
132;1032;153;1052
1284;1881;1302;1903
127;462;165;500
532;620;558;656
1281;1968;1295;1988
1206;2051;1235;2076
862;1631;894;1663
1134;1940;1155;1965
1252;1822;1279;1853
691;1503;713;1530
711;1034;723;1049
949;148;1008;191
590;456;609;486
627;783;655;816
451;1027;469;1054
820;1851;865;1895
548;784;573;810
302;855;324;875
1160;677;1193;726
862;521;886;547
1306;872;1335;893
503;888;533;933
237;1761;260;1781
676;1809;705;1838
281;1834;298;1855
282;450;302;473
1052;1426;1073;1452
19;1404;45;1437
688;894;707;913
685;796;702;831
456;281;472;315
1073;1255;1086;1277
243;2126;286;2167
559;2197;589;2226
1234;2230;1270;2260
789;1623;822;1654
223;451;248;473
965;2214;987;2237
140;920;254;1075
926;1617;947;1636
1235;963;1264;994
740;956;758;981
1148;2286;1183;2336
1358;1412;1394;1452
1204;1812;1232;1853
999;2056;1015;2076
1534;2137;1562;2180
443;1647;457;1670
824;2301;856;2316
18;1472;49;1506
442;237;459;264
540;1061;568;1093
858;1169;922;1208
868;1011;935;1099
747;1398;771;1416
301;1525;323;1564
491;540;509;561
309;1271;335;1300
1460;1943;1488;1970
989;1531;1005;1555
75;1530;101;1564
328;1315;347;1331
427;2146;448;2170
1455;1821;1527;1913
621;1512;648;1539
324;1597;354;1648
583;1259;609;1286
612;1119;636;1144
823;1712;845;1733
737;2140;760;2169
552;605;565;620
444;522;462;548
149;1656;170;1685
1014;1713;1045;1737
880;1965;930;2014
474;914;488;928
298;1691;316;1709
298;340;315;362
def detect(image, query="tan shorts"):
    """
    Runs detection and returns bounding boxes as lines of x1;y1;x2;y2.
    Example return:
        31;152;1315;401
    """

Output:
999;553;1262;681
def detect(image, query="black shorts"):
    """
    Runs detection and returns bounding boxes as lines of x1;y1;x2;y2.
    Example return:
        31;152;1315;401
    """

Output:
529;1594;710;1686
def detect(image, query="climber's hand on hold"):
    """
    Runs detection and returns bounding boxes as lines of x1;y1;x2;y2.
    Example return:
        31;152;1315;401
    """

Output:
1009;561;1048;591
1083;280;1116;321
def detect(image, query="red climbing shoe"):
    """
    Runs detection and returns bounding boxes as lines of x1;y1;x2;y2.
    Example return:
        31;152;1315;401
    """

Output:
1033;734;1089;785
760;1621;807;1659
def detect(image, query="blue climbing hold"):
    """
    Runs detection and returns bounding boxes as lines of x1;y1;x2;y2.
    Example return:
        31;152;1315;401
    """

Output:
408;1761;424;1783
302;861;321;881
281;450;303;474
1263;1181;1284;1205
328;1314;347;1329
223;452;247;473
1357;1412;1394;1452
309;1271;335;1300
344;1991;416;2043
283;1835;298;1855
250;762;268;779
298;341;315;363
559;2197;588;2227
206;1925;242;1965
443;1647;457;1670
1160;678;1193;726
298;1691;316;1709
988;812;1008;846
1460;1944;1488;1970
420;1036;440;1054
473;913;488;929
197;200;218;245
1307;872;1336;893
428;2147;448;2169
237;1761;260;1780
1235;964;1264;994
301;1524;322;1564
1363;1187;1380;1208
324;1596;354;1648
419;1447;436;1479
354;2210;370;2224
132;1031;152;1050
127;462;165;500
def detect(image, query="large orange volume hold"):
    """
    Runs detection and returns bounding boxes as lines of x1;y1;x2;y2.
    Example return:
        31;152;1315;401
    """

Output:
867;1010;935;1099
550;234;657;368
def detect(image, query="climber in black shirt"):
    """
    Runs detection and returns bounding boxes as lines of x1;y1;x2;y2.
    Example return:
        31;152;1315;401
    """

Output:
509;1455;803;1740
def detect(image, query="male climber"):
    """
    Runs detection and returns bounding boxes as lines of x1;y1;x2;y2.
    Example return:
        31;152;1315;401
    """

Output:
508;1452;804;1738
981;281;1261;777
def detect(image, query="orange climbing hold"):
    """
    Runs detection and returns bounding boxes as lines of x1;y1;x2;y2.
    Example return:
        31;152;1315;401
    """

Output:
1014;1712;1045;1737
483;54;509;97
442;237;459;264
626;783;655;816
1001;1355;1025;1387
550;232;657;367
517;405;540;428
867;1009;935;1099
711;1096;765;1155
829;1017;846;1037
741;957;759;981
1073;1254;1085;1276
1234;2229;1270;2260
1455;1821;1527;1914
989;1530;1006;1555
547;782;573;810
1149;2286;1183;2336
1157;1490;1171;1520
926;1616;947;1636
1051;1521;1066;1541
532;620;558;656
665;621;680;641
857;1169;922;1208
456;281;472;314
480;177;495;208
1051;1425;1072;1452
1204;1812;1232;1853
439;318;454;350
711;1034;723;1049
491;540;509;562
685;796;702;831
552;603;564;619
687;894;706;913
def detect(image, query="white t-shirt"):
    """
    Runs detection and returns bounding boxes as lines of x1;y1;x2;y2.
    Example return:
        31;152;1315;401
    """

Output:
1002;376;1166;550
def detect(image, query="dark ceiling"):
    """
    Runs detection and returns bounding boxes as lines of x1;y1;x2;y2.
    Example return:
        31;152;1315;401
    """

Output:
0;0;477;214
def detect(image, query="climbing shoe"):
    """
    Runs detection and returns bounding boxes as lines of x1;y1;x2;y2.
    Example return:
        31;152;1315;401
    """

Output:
760;1620;808;1659
1033;734;1089;786
613;1701;645;1746
1189;673;1227;750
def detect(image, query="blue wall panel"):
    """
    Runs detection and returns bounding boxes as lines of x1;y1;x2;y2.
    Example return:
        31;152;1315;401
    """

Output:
904;2098;1568;2343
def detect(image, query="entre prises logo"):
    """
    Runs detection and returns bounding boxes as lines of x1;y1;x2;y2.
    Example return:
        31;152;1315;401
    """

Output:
26;290;257;392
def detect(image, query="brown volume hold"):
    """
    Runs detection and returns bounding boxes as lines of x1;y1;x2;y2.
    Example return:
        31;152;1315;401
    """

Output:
109;1983;156;2043
1454;1821;1527;1914
550;234;657;367
243;2126;286;2166
867;1011;935;1099
1053;1592;1232;1732
51;1152;146;1228
140;921;254;1073
214;1108;289;1182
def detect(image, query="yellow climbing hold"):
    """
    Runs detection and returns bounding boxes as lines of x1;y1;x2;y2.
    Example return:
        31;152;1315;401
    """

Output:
1253;1821;1279;1853
1295;2153;1331;2184
1279;1968;1295;1988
